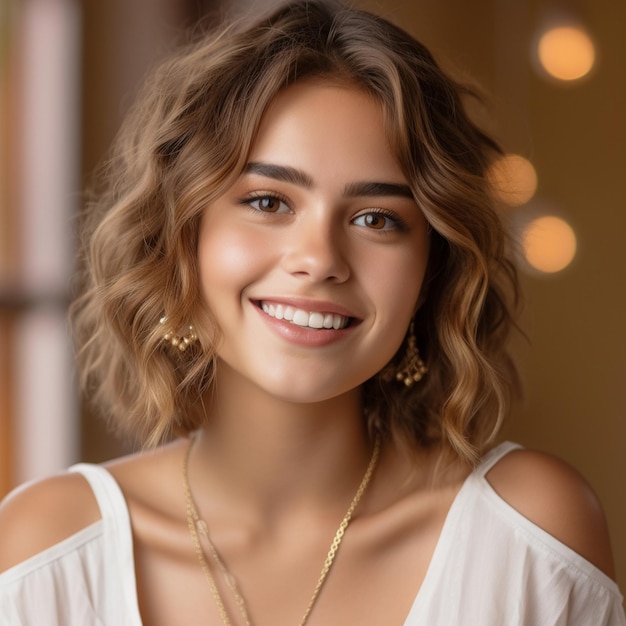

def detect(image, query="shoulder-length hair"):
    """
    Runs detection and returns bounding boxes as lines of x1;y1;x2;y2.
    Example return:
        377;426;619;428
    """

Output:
71;0;520;463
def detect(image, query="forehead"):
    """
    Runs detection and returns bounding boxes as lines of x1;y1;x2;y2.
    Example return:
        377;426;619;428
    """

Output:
247;80;406;184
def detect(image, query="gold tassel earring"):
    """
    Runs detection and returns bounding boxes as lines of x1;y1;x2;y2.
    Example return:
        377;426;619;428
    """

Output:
159;316;198;352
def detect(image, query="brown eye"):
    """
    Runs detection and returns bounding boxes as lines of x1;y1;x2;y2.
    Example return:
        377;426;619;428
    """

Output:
246;195;290;214
363;213;387;229
258;197;279;211
352;210;405;233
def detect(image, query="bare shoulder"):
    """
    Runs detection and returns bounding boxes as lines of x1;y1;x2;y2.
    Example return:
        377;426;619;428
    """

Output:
103;438;187;511
486;447;616;579
0;471;100;573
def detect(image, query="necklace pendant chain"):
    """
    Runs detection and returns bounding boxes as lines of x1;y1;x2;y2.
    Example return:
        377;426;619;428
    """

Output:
183;435;381;626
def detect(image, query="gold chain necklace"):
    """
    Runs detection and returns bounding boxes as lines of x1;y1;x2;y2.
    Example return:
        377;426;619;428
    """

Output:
182;434;381;626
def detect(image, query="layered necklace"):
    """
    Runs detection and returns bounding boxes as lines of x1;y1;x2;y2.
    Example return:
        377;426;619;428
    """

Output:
182;434;381;626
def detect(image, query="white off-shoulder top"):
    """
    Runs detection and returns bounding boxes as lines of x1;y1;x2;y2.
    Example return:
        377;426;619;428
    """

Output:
1;442;624;625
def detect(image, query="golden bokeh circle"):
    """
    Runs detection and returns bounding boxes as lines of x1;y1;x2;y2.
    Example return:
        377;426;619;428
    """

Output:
537;26;595;81
522;215;577;273
488;155;538;207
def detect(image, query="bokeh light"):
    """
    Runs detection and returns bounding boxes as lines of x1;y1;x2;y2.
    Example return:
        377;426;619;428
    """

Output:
488;154;538;207
522;215;577;273
537;26;595;81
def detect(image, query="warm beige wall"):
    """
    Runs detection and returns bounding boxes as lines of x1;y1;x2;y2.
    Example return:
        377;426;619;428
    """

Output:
359;0;626;590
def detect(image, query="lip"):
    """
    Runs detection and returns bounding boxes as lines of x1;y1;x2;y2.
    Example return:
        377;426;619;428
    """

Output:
251;297;361;347
251;297;359;319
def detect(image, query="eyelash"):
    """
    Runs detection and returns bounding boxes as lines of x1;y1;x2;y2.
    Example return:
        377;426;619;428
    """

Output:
239;192;409;233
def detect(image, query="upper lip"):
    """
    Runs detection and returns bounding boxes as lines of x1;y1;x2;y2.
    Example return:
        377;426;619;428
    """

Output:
251;297;360;320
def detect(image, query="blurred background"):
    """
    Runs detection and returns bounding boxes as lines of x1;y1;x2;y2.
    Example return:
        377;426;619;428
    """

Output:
0;0;624;589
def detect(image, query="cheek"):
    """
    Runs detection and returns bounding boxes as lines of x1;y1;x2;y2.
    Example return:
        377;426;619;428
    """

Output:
373;253;428;365
197;224;265;305
365;244;429;316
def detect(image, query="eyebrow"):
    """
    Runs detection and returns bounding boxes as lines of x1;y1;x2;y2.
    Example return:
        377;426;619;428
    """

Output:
244;162;414;199
245;162;313;188
343;181;414;199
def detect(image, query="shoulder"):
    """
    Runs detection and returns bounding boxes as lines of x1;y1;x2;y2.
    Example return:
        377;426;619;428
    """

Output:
485;446;616;579
0;471;101;574
103;438;187;507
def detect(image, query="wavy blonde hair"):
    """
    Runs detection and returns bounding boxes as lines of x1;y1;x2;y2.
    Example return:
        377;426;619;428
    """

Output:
71;0;520;462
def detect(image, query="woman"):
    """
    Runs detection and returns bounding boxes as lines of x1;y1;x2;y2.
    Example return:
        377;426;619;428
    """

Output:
1;1;624;624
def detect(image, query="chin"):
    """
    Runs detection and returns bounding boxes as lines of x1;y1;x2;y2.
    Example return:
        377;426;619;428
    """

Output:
261;372;371;406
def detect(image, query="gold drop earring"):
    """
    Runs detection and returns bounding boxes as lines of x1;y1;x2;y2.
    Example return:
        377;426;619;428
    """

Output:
159;316;198;352
384;319;427;387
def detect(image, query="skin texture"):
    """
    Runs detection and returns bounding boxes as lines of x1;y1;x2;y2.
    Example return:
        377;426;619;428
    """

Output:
0;83;617;625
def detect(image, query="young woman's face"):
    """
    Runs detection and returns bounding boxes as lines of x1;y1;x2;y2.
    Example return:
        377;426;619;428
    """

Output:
198;81;429;403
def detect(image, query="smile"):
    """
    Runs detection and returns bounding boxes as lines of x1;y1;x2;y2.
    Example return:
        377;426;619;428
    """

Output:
260;301;350;330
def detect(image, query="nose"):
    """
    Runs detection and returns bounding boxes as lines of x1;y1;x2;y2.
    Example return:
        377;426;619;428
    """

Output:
280;217;350;283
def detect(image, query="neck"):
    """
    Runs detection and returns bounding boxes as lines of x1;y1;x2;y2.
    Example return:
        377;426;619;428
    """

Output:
189;367;374;520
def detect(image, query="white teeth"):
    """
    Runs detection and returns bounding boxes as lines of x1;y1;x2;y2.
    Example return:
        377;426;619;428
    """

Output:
292;310;309;326
261;302;349;330
309;312;324;329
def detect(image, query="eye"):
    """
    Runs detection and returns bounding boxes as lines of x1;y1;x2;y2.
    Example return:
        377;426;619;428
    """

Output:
244;194;291;214
352;210;406;232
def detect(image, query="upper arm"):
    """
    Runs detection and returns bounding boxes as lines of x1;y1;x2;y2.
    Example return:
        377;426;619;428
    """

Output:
486;449;616;579
0;472;101;573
